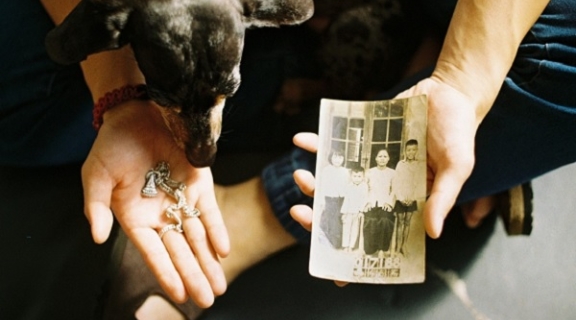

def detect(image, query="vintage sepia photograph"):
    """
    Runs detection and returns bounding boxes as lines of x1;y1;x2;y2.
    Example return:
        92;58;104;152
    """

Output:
309;95;427;284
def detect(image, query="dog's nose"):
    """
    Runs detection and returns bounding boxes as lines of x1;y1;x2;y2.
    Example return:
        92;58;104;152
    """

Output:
185;143;217;168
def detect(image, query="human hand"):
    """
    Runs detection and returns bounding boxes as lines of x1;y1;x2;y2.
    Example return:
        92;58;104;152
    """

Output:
82;100;230;307
290;133;317;232
293;74;482;241
395;77;479;238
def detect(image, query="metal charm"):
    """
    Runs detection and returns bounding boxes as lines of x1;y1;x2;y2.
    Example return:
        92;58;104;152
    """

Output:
142;172;159;197
141;161;201;238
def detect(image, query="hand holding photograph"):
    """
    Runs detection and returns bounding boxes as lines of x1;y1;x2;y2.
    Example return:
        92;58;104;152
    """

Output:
309;95;427;284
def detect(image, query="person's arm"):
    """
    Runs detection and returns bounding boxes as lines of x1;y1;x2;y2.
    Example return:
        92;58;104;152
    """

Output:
397;0;550;238
291;1;551;240
40;1;230;307
288;1;551;288
40;0;144;100
433;0;550;125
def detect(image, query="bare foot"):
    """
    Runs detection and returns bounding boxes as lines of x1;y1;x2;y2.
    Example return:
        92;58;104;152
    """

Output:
215;177;297;283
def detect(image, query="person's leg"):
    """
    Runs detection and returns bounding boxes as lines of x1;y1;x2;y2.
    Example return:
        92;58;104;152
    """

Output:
202;3;576;319
349;213;361;250
389;0;576;202
204;153;499;320
400;211;414;255
459;0;576;202
377;0;576;228
215;147;314;283
449;0;576;231
215;1;576;269
342;214;353;250
381;210;396;253
216;178;298;283
395;211;405;253
341;215;347;250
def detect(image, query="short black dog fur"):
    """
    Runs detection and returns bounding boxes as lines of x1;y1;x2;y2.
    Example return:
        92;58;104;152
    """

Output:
45;0;314;167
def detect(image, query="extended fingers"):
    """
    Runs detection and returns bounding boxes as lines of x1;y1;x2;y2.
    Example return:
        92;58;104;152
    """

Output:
129;228;188;303
196;191;230;259
162;229;219;308
294;169;315;197
293;132;318;153
181;167;229;258
129;183;225;306
81;161;115;244
181;210;227;298
182;174;228;298
128;222;222;307
290;204;313;231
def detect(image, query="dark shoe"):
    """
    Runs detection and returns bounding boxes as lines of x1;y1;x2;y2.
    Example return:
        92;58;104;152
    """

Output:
497;182;534;236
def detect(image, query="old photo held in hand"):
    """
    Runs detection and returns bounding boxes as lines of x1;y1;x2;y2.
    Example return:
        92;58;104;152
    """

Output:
310;96;427;284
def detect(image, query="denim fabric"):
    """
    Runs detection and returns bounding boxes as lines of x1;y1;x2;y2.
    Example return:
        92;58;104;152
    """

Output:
263;0;576;241
461;0;576;202
262;148;316;243
0;0;96;166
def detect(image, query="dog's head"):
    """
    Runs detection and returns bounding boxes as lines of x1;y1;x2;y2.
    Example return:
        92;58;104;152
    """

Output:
45;0;314;167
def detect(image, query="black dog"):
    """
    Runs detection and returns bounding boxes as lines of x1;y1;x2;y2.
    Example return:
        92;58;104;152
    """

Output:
45;0;314;167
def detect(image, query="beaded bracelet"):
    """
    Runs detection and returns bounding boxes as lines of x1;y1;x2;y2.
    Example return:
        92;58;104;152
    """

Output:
92;84;149;130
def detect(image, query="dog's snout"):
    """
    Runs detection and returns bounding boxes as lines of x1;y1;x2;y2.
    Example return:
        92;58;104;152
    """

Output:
156;91;226;168
185;143;217;168
184;106;223;168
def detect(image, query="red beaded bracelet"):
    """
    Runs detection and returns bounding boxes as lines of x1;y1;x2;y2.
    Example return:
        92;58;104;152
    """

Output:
92;84;149;130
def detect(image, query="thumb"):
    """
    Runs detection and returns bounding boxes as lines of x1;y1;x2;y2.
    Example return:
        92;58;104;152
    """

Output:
82;164;115;244
424;169;467;239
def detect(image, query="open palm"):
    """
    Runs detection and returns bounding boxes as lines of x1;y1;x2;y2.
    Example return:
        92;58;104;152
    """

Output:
82;100;229;307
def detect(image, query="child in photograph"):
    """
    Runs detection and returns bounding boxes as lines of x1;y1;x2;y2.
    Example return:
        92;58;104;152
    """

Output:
340;166;369;252
364;148;396;256
392;139;426;256
319;150;349;248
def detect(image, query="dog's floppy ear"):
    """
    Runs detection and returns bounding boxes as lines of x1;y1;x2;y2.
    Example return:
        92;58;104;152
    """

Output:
45;0;131;65
241;0;314;27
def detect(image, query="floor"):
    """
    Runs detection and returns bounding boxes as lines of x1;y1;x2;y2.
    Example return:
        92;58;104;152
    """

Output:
200;162;576;319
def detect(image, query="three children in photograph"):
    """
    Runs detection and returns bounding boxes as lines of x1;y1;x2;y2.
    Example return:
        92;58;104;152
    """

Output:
319;140;423;256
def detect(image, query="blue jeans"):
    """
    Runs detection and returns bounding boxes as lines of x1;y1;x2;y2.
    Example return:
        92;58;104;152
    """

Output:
0;1;95;167
264;0;576;241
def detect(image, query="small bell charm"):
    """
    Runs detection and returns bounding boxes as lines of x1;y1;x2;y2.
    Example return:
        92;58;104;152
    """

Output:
141;172;158;197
